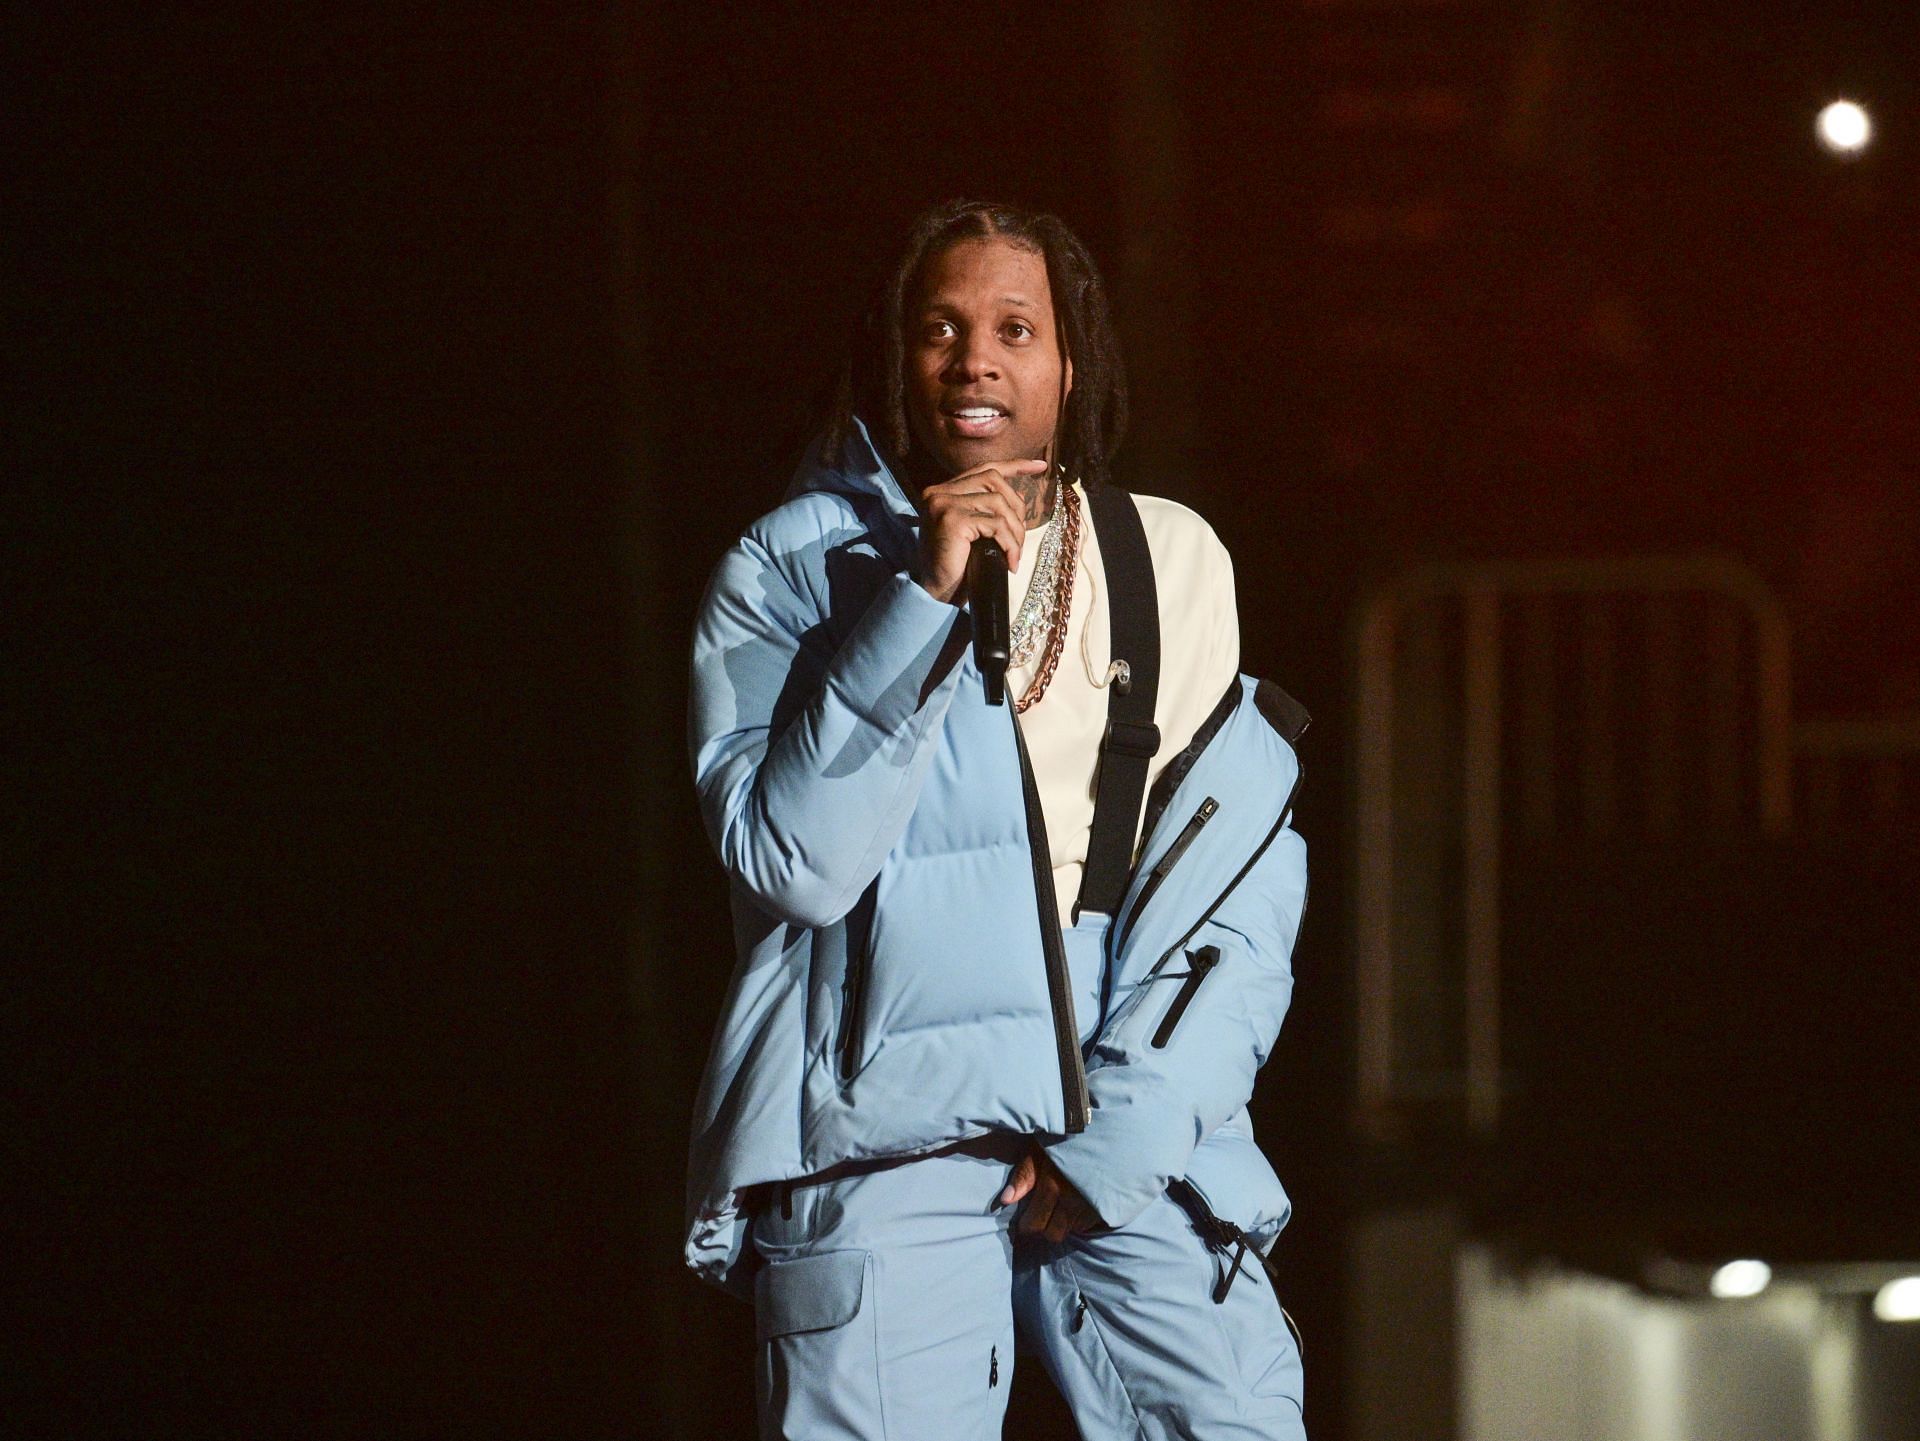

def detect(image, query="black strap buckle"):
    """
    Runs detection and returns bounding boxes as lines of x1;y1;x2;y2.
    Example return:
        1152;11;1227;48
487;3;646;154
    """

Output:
1102;718;1161;760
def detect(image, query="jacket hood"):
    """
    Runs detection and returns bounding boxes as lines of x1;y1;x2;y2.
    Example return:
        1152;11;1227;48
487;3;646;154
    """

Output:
784;414;919;524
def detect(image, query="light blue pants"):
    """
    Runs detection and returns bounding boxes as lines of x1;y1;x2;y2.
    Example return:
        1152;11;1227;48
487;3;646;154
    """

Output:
749;1134;1306;1439
752;1137;1023;1440
1012;1193;1306;1440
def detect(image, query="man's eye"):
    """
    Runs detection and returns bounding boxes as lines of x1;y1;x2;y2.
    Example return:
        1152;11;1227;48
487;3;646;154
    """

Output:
922;320;955;341
1004;322;1033;340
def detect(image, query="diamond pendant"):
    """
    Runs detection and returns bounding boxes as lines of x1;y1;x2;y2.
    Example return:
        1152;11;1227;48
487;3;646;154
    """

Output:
1008;519;1063;666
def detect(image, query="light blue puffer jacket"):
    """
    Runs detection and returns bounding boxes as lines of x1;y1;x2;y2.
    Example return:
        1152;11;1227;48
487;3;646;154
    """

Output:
686;419;1308;1296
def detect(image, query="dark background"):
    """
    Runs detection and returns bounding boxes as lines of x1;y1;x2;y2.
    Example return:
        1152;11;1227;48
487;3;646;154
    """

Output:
11;2;1916;1436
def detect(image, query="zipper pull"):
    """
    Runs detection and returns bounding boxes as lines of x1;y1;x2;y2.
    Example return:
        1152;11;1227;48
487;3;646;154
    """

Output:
1149;945;1221;1050
989;1344;999;1387
1072;1296;1089;1333
1149;797;1218;882
1213;1238;1250;1304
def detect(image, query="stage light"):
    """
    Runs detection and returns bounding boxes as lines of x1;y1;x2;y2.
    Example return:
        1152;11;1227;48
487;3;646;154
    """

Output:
1817;100;1872;154
1875;1276;1920;1322
1709;1259;1772;1298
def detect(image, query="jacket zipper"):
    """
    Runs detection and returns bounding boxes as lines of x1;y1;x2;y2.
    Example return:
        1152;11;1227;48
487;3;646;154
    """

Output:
1013;717;1090;1132
838;950;866;1081
1149;945;1219;1048
837;888;876;1082
1115;796;1217;954
1139;677;1242;843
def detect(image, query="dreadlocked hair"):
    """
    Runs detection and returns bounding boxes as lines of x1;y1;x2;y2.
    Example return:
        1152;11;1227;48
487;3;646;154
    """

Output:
820;199;1129;488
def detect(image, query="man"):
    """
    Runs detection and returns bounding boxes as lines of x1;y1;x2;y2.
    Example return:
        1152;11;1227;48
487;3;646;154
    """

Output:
687;199;1308;1439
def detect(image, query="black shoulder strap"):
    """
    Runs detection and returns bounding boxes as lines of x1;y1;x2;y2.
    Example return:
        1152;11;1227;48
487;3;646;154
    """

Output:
1076;484;1160;920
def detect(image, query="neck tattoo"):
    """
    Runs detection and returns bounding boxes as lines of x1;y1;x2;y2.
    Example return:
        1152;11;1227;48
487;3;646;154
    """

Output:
1012;471;1058;528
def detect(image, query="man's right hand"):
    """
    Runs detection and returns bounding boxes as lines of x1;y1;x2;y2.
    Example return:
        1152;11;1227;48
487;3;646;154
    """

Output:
999;1145;1104;1243
913;459;1048;606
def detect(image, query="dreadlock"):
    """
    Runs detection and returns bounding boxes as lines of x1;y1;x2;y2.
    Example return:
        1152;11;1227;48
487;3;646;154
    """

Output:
820;199;1129;488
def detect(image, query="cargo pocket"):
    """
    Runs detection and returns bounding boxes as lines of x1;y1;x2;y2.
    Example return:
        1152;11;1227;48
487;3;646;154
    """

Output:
755;1249;883;1438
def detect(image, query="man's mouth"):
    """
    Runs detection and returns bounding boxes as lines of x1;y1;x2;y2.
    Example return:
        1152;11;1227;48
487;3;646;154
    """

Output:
942;403;1010;440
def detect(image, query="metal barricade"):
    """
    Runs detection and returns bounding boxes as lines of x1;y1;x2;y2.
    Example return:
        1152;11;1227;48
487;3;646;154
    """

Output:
1796;716;1920;832
1351;556;1793;1139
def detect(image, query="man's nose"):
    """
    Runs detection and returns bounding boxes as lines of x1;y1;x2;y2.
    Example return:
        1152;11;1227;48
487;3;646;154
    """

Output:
943;332;1000;381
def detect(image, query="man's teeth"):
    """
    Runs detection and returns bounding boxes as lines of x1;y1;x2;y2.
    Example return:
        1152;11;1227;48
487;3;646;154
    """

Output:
954;408;1004;418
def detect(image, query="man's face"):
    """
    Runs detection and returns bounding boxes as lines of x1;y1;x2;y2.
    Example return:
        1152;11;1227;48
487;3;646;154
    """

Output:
904;235;1071;479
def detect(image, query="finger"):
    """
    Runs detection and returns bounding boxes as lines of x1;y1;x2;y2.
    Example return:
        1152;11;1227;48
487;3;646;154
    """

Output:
934;476;1027;525
957;464;1043;528
930;465;1037;529
924;460;1044;507
952;457;1049;491
914;495;1024;603
977;499;1027;572
942;489;1025;538
1045;1193;1090;1243
925;482;1023;526
935;508;1023;575
1049;1194;1099;1243
929;489;1027;570
1016;1178;1060;1238
1034;1165;1075;1241
998;1153;1037;1208
1029;1156;1092;1240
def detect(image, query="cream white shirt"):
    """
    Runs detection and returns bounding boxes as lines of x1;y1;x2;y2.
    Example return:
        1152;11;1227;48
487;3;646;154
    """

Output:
1008;482;1241;918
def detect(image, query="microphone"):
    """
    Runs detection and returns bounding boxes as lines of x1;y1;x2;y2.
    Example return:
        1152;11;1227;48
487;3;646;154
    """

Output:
969;537;1010;706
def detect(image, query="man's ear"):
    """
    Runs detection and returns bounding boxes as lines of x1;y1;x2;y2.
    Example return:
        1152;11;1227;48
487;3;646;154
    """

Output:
1055;326;1074;447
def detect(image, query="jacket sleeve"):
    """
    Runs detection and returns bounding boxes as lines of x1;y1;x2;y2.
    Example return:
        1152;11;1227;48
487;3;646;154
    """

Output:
1043;802;1306;1230
689;530;968;929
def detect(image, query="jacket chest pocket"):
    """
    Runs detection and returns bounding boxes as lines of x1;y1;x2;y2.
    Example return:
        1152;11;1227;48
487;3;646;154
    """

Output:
1150;945;1220;1049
